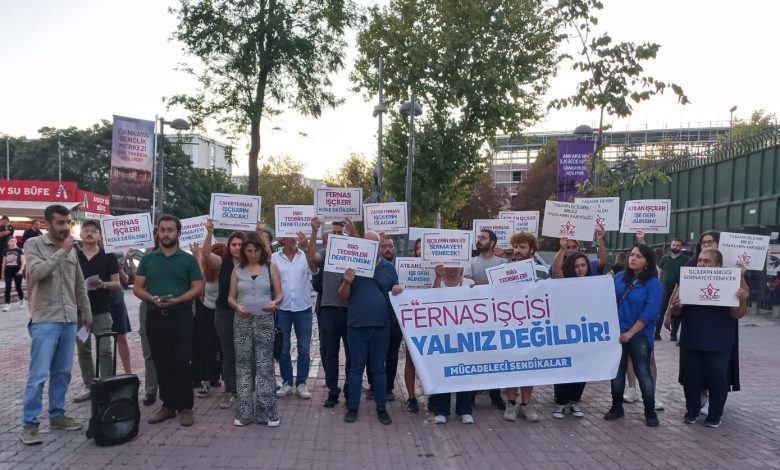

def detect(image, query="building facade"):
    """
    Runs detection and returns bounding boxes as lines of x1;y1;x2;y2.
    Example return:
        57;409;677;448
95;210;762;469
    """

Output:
166;134;233;175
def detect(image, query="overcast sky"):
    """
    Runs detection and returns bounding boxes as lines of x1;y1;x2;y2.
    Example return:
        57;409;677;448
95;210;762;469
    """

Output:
1;0;777;178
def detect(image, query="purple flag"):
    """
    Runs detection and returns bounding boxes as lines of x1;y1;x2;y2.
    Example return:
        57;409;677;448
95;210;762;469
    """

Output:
557;139;594;202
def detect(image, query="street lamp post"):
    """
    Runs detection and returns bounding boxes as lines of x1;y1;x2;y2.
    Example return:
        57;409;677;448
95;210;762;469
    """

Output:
372;57;387;203
399;93;422;255
155;117;190;219
729;105;738;127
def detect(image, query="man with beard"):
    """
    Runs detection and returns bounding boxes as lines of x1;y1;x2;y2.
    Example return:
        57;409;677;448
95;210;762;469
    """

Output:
657;238;689;341
133;215;203;427
73;220;120;403
20;205;92;445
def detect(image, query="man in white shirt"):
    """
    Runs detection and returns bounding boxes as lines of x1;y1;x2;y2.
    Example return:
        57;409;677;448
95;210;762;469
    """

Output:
273;236;317;399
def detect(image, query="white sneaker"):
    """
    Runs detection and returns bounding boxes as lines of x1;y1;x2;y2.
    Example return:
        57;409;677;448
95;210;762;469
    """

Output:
19;299;25;308
296;384;311;399
623;387;639;403
503;401;518;422
434;415;447;424
700;392;709;416
569;402;585;418
654;399;665;411
276;383;293;397
233;418;249;426
2;305;9;312
460;414;474;424
552;405;566;419
267;418;281;427
519;404;539;422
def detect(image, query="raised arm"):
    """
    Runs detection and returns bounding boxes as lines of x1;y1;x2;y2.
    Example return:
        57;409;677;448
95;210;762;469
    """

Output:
730;275;750;319
304;217;324;272
551;238;567;279
25;237;74;284
596;226;607;269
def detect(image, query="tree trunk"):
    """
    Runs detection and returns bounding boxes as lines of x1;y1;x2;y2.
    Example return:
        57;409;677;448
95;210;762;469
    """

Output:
248;118;261;195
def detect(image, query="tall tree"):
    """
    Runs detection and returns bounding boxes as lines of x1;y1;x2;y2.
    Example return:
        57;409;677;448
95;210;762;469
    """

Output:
324;153;375;197
454;172;509;230
512;140;558;213
168;0;361;195
257;155;314;227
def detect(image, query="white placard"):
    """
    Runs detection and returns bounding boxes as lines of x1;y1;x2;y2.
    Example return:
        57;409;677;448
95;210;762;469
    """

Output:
100;212;154;254
474;219;515;248
485;259;537;285
390;276;621;394
619;199;671;234
395;257;435;289
499;211;539;236
179;215;208;247
315;187;363;221
541;200;598;241
421;229;473;268
324;234;378;278
718;232;771;271
209;193;262;230
364;202;408;235
275;205;315;238
767;245;780;276
679;267;741;307
575;197;620;231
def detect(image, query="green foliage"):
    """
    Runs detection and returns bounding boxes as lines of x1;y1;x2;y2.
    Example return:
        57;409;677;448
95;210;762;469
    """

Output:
512;140;558;212
549;0;689;124
257;155;314;227
168;0;361;195
454;172;509;229
324;154;376;197
718;109;778;144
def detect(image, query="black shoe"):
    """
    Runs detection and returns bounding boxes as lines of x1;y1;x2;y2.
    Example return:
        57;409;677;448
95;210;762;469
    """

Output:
406;398;419;413
490;397;506;411
377;410;392;425
683;413;697;424
604;406;624;421
654;334;662;341
344;409;358;423
386;391;396;402
704;417;721;428
324;395;339;408
645;410;659;427
670;335;677;342
142;394;157;407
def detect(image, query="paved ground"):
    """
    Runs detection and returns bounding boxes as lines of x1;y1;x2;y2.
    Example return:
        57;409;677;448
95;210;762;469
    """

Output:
1;290;779;470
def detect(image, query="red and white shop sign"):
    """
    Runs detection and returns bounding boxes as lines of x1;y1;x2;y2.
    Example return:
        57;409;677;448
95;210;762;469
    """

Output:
77;190;111;215
0;180;78;202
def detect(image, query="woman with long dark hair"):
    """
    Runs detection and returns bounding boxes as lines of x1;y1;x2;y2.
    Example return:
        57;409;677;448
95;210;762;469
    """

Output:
192;242;227;397
605;244;664;427
552;252;591;419
203;221;246;408
228;232;283;426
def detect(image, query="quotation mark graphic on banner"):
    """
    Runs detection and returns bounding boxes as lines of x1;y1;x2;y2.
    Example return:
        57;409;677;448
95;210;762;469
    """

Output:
699;284;721;301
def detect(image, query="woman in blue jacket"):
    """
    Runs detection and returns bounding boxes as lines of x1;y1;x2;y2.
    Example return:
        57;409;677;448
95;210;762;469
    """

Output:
605;244;664;427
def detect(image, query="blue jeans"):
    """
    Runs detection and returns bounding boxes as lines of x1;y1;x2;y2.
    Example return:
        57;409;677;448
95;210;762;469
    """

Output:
277;307;313;386
347;326;390;411
22;322;77;427
611;333;655;413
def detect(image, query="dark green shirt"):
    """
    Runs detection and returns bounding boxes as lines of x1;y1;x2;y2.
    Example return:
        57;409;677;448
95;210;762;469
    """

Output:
659;253;690;292
136;248;202;302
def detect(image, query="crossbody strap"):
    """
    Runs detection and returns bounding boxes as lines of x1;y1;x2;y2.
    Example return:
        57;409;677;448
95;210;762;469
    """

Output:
618;279;639;306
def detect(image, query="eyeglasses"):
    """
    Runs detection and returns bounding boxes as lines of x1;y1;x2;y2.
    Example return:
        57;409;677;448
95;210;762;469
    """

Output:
701;239;716;246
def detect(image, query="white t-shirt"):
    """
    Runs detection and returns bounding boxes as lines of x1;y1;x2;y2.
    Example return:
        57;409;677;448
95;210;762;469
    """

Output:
464;255;504;283
437;277;475;288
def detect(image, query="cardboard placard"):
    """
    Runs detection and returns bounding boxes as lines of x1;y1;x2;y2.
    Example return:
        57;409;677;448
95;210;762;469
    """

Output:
718;232;771;271
541;201;598;241
485;259;537;285
209;193;262;230
679;267;741;307
179;215;209;247
498;211;539;236
473;219;516;248
364;202;408;235
275;205;315;238
100;213;154;254
575;197;620;231
324;235;378;278
395;257;436;289
619;199;671;234
315;187;363;221
420;229;473;268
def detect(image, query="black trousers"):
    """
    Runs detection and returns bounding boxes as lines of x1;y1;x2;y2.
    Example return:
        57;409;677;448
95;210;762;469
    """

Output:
4;266;23;304
553;382;586;405
318;306;350;399
682;348;730;420
192;301;221;382
147;304;194;411
368;316;403;393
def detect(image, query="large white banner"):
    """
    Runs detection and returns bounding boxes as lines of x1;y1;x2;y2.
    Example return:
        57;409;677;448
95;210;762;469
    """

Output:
473;219;515;248
576;197;620;231
275;205;314;238
499;211;539;236
390;276;621;394
315;187;363;221
718;232;771;271
179;215;208;246
395;257;436;289
619;199;671;234
363;202;408;235
209;193;262;230
100;212;155;254
421;229;473;268
679;267;741;307
541;200;598;241
324;234;379;278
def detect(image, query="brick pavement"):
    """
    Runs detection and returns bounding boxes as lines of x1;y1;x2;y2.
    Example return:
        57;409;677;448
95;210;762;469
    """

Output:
0;290;779;470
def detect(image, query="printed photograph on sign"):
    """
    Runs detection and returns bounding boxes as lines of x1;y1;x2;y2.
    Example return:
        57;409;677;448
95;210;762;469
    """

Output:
575;197;620;231
679;267;741;307
718;232;771;271
619;199;671;234
541;200;597;242
209;193;262;230
420;229;473;268
767;245;780;276
395;257;435;289
100;212;154;254
275;205;315;238
315;187;363;221
389;276;621;394
324;234;379;277
498;211;539;236
364;202;408;235
473;219;515;248
485;259;537;285
179;215;209;247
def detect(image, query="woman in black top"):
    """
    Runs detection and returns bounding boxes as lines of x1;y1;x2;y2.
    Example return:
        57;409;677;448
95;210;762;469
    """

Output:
2;237;25;311
669;248;748;428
